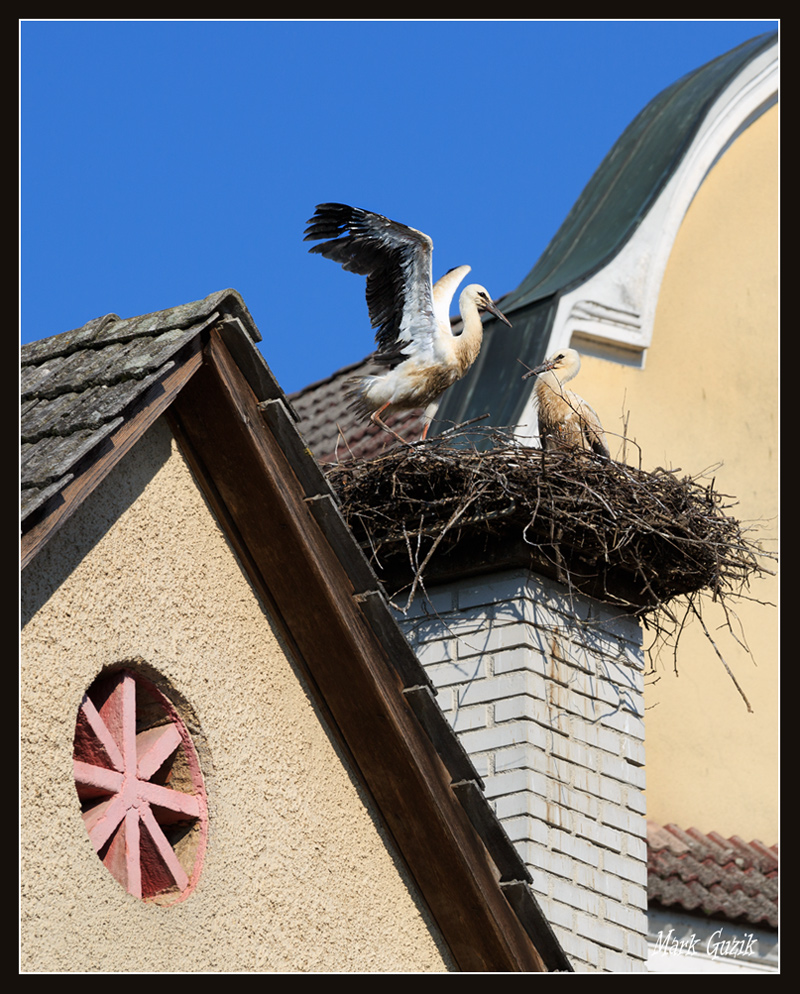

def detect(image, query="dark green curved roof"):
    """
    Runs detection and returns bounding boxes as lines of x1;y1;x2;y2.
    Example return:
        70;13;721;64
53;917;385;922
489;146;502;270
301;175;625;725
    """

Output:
433;31;778;437
503;30;778;314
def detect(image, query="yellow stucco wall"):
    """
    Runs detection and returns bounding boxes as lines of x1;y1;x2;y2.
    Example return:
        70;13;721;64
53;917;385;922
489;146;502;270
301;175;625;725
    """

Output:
576;104;778;844
21;417;453;972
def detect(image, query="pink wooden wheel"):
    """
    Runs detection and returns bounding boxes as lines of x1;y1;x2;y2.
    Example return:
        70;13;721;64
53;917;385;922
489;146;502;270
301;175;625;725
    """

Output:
73;668;208;904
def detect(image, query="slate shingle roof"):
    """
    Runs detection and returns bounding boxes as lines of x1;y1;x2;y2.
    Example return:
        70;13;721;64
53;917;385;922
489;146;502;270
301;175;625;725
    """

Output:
20;290;258;521
647;822;778;929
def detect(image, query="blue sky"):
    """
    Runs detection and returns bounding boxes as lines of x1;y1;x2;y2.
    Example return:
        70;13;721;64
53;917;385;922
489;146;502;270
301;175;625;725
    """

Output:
20;19;778;395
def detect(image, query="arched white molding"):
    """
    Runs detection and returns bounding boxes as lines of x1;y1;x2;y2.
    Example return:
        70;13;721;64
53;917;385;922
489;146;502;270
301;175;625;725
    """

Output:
551;42;778;368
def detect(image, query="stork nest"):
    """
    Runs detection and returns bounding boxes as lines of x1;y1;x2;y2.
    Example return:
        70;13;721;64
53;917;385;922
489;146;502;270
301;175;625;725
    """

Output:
325;426;775;712
325;427;770;616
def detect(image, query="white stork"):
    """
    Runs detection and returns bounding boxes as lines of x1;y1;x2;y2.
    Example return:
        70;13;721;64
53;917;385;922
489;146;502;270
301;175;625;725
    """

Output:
304;203;512;442
522;348;610;458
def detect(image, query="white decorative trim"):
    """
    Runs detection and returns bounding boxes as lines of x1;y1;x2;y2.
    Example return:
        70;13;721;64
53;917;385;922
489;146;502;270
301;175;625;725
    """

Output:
556;42;776;363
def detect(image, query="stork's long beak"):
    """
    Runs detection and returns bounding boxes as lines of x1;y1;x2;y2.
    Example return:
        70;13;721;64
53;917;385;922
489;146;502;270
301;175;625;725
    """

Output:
484;299;512;328
521;358;554;380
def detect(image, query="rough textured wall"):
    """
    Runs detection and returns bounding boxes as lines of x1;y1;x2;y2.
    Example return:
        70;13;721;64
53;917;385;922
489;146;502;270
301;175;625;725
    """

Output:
396;570;648;972
579;104;778;843
21;417;453;973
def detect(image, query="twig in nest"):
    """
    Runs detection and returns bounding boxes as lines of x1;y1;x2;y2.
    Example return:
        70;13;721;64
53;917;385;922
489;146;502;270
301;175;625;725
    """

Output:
326;425;775;706
687;598;753;713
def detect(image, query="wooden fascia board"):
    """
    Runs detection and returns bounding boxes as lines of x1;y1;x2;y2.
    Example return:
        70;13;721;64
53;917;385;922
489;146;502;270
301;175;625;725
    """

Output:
21;335;205;572
169;329;548;973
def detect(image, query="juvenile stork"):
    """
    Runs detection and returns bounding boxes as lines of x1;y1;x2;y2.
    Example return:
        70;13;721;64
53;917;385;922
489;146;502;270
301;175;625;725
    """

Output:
523;348;610;458
304;202;512;442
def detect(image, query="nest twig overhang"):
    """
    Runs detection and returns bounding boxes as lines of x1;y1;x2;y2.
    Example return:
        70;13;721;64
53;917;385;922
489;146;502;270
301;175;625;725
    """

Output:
325;430;769;615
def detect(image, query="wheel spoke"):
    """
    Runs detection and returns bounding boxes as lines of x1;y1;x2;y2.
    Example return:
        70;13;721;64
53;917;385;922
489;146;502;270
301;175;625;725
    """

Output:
136;723;182;781
141;804;189;891
73;669;208;903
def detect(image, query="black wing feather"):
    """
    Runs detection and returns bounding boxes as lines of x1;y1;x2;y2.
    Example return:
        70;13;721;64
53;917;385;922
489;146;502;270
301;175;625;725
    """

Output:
304;203;434;352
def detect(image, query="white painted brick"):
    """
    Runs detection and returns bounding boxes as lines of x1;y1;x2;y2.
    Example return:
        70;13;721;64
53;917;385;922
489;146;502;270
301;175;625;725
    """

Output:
507;825;552;860
588;607;643;646
571;719;600;750
466;752;490;778
522;843;574;881
573;813;623;852
534;586;597;624
501;812;559;846
494;692;552;727
492;783;548;819
600;948;646;972
422;609;486;637
595;724;625;756
492;744;539;774
551;875;602;915
543;898;574;931
604;898;649;934
406;569;649;973
493;790;549;824
549;781;600;820
433;686;453;713
546;631;598;677
601;849;647;886
558;928;599;969
574;861;623;902
453;670;535;708
412;638;454;665
626;834;648;863
493;687;595;733
460;719;549;756
551;828;601;868
625;882;649;911
600;803;647;840
447;703;489;733
541;679;592;721
492;642;549;676
454;619;530;657
570;764;602;799
520;597;565;632
594;773;623;805
597;752;647;789
626;931;649;960
421;655;486;688
549;731;593;768
620;736;646;767
600;706;646;741
598;654;645;689
521;800;574;832
588;674;637;712
482;767;548;800
625;785;647;815
576;914;625;951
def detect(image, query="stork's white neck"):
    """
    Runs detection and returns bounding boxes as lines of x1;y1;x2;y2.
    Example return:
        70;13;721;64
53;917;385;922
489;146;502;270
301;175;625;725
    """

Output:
451;293;487;375
537;365;576;394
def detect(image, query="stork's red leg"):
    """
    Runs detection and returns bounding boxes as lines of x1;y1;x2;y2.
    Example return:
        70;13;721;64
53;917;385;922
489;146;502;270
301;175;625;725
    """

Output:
370;404;410;445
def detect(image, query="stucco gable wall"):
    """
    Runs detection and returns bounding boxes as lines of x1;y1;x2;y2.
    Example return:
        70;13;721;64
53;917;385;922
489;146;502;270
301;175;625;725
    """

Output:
21;416;452;973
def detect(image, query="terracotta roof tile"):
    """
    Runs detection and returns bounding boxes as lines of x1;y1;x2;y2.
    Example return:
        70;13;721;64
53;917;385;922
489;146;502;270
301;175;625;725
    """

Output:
288;357;427;464
647;821;778;929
